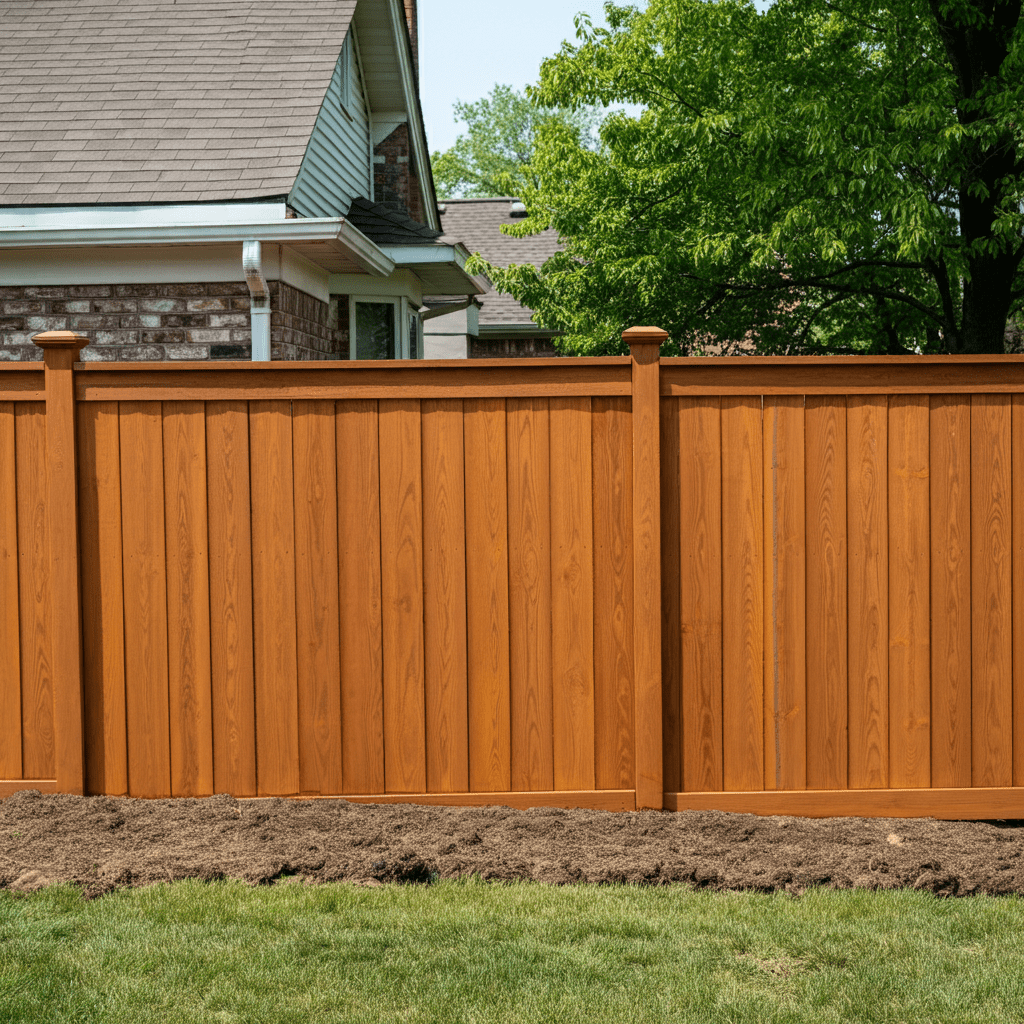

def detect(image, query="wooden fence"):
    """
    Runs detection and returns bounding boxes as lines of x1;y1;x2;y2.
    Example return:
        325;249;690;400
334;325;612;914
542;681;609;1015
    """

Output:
3;328;1024;818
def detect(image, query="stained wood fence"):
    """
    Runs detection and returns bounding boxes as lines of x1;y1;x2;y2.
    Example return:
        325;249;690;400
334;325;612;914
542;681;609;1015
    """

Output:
3;328;1024;818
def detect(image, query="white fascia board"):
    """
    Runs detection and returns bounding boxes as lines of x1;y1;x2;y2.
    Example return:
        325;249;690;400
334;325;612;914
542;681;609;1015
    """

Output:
385;0;439;232
0;202;289;230
0;218;395;278
381;243;490;294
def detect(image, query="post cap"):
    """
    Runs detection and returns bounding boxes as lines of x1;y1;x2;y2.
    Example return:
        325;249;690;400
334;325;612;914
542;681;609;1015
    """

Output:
32;330;89;350
622;326;669;345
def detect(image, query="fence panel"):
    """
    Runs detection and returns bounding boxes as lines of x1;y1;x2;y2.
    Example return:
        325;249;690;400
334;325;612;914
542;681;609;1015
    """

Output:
661;362;1024;817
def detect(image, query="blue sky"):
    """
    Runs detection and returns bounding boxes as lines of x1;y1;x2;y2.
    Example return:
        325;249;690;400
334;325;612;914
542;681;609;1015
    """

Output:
419;0;628;153
418;1;771;154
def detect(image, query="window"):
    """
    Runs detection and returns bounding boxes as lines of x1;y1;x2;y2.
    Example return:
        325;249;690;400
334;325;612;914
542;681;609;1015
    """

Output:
349;297;419;360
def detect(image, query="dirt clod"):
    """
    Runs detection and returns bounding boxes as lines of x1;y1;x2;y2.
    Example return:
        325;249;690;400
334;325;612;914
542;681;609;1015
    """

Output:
1;790;1023;898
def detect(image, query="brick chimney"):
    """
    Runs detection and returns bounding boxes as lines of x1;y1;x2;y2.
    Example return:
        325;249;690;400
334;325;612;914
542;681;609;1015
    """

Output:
403;0;418;78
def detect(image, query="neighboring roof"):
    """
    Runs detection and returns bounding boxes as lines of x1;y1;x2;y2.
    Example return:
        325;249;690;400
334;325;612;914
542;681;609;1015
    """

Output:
0;0;357;205
437;198;561;329
347;197;442;245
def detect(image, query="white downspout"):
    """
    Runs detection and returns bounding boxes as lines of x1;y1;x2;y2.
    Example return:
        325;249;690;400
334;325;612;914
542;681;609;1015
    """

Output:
242;239;270;361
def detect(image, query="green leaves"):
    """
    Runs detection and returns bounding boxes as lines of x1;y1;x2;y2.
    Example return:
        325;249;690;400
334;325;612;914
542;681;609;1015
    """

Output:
468;0;1022;354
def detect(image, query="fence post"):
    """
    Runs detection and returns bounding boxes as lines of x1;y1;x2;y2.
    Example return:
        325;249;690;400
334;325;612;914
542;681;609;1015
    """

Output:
32;330;88;795
625;326;667;810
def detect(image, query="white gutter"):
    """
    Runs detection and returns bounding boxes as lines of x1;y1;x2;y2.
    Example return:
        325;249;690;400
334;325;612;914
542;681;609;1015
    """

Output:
0;218;396;278
242;240;270;362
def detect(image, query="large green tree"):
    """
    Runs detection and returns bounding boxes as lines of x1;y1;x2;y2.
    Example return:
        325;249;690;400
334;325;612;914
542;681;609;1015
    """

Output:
431;84;602;199
473;0;1024;355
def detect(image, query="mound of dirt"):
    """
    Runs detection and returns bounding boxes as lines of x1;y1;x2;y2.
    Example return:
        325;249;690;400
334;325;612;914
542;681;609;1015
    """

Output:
1;790;1022;898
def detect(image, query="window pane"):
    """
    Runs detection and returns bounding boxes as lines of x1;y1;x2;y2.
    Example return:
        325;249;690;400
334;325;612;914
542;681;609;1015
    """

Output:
355;302;395;359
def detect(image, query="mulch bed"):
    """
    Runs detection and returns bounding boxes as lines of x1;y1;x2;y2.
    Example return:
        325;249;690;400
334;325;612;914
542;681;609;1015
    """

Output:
1;790;1021;898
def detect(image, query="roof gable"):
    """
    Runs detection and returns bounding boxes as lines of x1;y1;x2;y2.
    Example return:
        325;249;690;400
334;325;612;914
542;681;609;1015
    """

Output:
0;0;357;205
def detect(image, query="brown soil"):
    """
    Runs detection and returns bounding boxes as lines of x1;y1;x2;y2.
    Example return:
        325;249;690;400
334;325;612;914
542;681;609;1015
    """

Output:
1;790;1022;898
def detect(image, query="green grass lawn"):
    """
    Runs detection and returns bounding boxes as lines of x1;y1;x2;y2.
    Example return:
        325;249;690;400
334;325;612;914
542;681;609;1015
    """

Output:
1;879;1022;1023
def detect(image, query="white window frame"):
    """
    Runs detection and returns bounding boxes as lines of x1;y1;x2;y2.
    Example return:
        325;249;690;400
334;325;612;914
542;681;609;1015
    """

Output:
349;295;417;360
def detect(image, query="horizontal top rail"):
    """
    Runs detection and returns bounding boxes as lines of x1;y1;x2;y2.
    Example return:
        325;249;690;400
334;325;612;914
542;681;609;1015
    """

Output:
73;358;633;401
661;355;1024;394
0;364;45;401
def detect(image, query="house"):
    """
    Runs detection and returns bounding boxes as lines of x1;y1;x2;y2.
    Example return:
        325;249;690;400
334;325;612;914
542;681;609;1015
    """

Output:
422;198;563;358
0;0;487;361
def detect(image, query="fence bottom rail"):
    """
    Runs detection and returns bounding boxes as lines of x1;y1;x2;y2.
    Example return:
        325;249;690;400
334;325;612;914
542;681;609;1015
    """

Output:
665;787;1024;819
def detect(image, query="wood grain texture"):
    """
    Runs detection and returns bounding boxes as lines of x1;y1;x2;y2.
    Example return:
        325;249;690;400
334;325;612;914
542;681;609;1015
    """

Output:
677;397;723;793
464;399;511;793
506;399;554;792
249;401;300;796
292;400;343;795
15;405;53;781
664;787;1024;819
0;780;57;797
659;398;682;794
162;402;214;797
592;397;634;791
205;402;257;797
421;399;470;793
267;789;637;811
77;402;128;795
118;402;171;797
971;395;1013;788
720;397;764;791
886;397;931;789
804;397;848;790
336;400;385;795
930;396;971;789
549;397;596;791
630;345;663;809
762;398;806;792
378;399;427;794
847;397;888;790
0;404;22;778
1014;397;1024;787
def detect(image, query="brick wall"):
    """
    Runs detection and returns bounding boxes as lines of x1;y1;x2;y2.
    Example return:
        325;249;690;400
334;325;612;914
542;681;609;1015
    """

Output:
373;123;425;224
0;281;335;361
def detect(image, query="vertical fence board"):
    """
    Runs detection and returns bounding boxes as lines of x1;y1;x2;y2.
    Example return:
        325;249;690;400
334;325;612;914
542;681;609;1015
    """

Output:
804;397;848;790
847;396;888;789
550;397;595;791
119;402;170;797
678;397;723;793
337;400;385;795
721;397;764;791
0;404;22;779
379;399;427;794
1015;397;1024;787
592;397;634;791
930;396;971;789
163;402;214;798
465;399;511;793
16;405;53;780
78;402;127;795
887;397;931;789
249;401;299;796
422;399;470;793
659;398;682;793
205;402;257;797
506;398;554;792
971;395;1013;788
0;404;21;779
293;400;343;795
762;398;806;792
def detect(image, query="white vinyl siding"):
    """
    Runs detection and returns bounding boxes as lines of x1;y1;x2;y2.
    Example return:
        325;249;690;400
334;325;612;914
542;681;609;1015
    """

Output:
289;30;371;218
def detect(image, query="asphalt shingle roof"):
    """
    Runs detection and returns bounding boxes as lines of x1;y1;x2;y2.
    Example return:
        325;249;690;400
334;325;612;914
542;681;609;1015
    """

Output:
437;198;561;328
346;197;442;245
0;0;357;205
